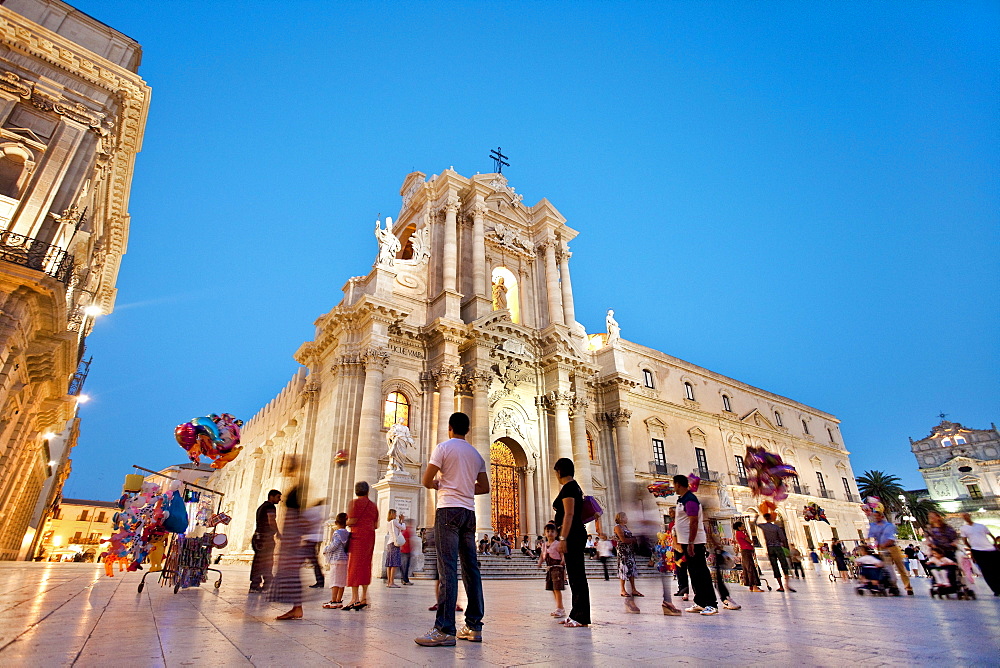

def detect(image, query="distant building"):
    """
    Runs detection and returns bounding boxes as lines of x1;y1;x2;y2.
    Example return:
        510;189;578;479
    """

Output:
0;0;149;560
910;419;1000;530
33;497;116;561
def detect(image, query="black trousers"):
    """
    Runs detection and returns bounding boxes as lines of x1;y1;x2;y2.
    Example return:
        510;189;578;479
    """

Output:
971;549;1000;596
599;556;610;580
684;544;717;608
564;543;591;624
791;561;805;578
674;550;689;594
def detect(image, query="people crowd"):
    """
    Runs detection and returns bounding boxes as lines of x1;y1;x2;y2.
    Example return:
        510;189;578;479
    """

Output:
245;412;999;643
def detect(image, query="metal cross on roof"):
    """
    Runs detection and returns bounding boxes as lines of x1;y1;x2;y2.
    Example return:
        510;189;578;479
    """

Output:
938;412;949;421
489;146;509;174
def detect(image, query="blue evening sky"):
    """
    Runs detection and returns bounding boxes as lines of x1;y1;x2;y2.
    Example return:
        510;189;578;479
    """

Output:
62;1;998;499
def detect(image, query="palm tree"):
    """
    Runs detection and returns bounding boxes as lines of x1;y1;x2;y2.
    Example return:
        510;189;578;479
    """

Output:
900;491;939;528
855;470;905;515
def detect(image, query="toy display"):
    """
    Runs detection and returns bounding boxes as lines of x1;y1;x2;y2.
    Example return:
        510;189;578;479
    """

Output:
647;480;675;497
743;445;797;500
174;413;244;468
803;502;829;523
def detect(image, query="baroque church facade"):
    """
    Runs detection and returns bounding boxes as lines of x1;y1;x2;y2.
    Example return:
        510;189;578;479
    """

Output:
212;168;868;560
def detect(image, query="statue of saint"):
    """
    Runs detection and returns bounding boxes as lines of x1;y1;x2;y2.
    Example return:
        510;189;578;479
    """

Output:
374;217;401;268
492;276;508;310
386;420;414;473
606;309;620;346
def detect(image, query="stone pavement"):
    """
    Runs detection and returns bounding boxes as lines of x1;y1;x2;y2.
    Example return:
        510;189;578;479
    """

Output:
0;562;997;667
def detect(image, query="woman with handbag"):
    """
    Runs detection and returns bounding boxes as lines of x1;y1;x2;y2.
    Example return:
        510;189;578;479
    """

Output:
385;508;405;588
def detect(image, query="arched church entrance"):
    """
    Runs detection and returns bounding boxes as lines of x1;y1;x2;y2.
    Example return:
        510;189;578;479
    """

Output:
490;439;526;538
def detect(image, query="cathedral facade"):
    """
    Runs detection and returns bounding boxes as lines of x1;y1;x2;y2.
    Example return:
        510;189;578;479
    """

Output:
212;168;867;560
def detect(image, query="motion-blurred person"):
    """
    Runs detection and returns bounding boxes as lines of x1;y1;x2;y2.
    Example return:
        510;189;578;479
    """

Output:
385;508;404;588
250;489;281;593
269;478;306;619
960;512;999;596
303;499;327;589
868;509;913;595
399;515;414;585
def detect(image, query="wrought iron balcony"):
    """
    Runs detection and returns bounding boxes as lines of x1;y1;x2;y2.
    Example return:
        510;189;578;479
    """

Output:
0;230;74;284
68;356;92;396
648;461;678;476
818;490;835;500
844;492;858;503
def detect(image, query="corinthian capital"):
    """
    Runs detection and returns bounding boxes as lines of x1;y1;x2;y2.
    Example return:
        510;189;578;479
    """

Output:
544;390;575;411
471;201;487;218
607;408;632;426
437;194;460;215
569;397;589;418
362;347;390;371
433;364;462;388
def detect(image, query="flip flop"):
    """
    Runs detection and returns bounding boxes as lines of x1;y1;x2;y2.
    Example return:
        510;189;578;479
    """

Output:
322;602;342;609
563;619;588;628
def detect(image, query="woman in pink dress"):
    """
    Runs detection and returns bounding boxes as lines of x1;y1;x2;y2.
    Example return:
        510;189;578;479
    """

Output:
344;480;379;610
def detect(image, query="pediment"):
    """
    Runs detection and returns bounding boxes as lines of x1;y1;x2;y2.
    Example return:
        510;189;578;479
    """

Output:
688;426;707;438
740;409;777;431
958;474;980;484
592;475;606;490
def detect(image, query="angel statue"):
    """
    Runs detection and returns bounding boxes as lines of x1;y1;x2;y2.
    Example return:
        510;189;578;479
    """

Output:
386;420;415;473
606;309;621;346
374;216;402;268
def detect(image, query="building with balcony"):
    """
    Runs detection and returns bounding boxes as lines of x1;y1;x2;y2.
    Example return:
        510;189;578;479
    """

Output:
0;0;149;560
32;497;116;561
911;419;1000;531
210;166;868;565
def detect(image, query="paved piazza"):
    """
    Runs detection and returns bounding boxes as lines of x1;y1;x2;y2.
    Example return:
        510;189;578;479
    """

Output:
0;563;997;667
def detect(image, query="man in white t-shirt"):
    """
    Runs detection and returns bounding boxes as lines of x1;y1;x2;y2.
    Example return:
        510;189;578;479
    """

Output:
415;412;490;647
960;512;999;596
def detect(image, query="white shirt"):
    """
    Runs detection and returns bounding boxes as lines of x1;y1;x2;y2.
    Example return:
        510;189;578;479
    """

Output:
674;492;707;545
429;437;486;511
960;522;996;551
385;517;404;546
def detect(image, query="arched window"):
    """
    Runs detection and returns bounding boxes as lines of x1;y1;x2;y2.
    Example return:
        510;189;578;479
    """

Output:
801;419;810;435
941;438;952;447
955;436;967;445
684;382;695;401
586;432;596;461
722;394;732;412
774;411;783;427
383;391;409;429
642;369;654;388
0;144;32;200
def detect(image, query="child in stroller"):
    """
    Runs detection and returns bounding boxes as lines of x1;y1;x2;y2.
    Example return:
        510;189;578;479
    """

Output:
927;547;976;600
855;546;900;596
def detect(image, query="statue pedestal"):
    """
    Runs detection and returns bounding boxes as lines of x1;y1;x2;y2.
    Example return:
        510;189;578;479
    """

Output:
372;472;422;580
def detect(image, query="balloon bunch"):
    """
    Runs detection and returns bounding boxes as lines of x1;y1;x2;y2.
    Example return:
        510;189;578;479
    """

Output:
759;499;777;516
654;531;676;573
647;480;675;498
174;413;244;468
744;445;797;500
802;502;829;523
687;473;701;493
334;449;349;466
860;496;884;518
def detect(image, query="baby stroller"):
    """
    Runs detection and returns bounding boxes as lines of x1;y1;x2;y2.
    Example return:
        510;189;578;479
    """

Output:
928;561;976;600
855;562;900;596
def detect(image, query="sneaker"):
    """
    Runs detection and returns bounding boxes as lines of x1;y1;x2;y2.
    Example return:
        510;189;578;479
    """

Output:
414;628;456;647
684;605;704;613
457;625;482;642
699;606;719;616
722;599;741;610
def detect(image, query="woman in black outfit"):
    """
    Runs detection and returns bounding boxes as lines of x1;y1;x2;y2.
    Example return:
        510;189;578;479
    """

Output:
552;457;591;628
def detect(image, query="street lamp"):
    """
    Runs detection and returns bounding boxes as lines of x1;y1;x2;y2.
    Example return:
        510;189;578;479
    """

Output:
897;494;918;539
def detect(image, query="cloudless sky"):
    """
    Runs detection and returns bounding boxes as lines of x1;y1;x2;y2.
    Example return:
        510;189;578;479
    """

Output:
61;1;998;499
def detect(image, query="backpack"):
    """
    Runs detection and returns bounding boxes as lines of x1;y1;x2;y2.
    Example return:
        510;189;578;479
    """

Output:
580;495;603;525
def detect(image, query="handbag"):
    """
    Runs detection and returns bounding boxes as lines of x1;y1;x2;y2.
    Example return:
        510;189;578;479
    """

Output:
161;490;189;534
580;495;603;525
394;525;406;547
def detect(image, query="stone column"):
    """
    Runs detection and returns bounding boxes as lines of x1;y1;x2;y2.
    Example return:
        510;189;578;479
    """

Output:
549;391;574;462
524;460;537;537
557;248;576;326
570;397;593;495
609;409;640;509
442;195;460;293
435;366;460;445
471;370;493;533
354;348;389;487
420;372;438;527
541;241;564;327
472;201;487;300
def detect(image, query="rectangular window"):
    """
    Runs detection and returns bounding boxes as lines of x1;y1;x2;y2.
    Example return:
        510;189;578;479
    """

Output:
97;511;105;523
827;427;835;442
967;484;983;499
842;477;852;500
695;447;709;477
791;475;802;494
816;471;828;497
78;510;88;521
734;455;747;481
89;533;99;542
643;369;654;388
802;420;810;435
774;411;783;427
72;531;82;542
652;439;666;468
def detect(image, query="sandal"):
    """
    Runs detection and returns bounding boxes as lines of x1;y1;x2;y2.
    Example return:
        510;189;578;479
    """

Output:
563;619;588;628
322;601;342;609
276;611;303;620
633;592;644;597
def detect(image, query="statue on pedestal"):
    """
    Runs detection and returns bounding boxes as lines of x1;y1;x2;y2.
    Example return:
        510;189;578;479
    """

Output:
492;276;508;310
385;420;414;473
606;309;620;346
374;216;401;268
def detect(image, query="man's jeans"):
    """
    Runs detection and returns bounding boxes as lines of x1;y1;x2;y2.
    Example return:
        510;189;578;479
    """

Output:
435;507;484;635
400;551;412;583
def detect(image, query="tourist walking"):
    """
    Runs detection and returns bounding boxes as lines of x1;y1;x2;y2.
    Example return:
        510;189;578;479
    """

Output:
831;539;850;580
344;480;379;610
758;513;796;592
809;548;821;575
384;508;404;588
867;509;913;595
596;534;614;581
399;516;414;585
673;474;719;615
904;544;921;577
789;544;806;579
323;512;349;609
614;512;643;604
733;521;763;592
707;525;740;610
551;458;591;627
669;508;690;600
415;412;488;647
249;489;281;593
960;512;999;596
302;500;327;589
538;523;566;619
925;510;959;559
269;484;307;620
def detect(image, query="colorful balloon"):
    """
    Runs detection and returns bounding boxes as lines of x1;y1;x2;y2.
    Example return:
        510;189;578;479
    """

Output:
175;412;244;466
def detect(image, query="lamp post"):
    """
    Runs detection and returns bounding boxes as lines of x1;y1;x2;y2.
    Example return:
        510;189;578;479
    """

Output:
897;494;918;540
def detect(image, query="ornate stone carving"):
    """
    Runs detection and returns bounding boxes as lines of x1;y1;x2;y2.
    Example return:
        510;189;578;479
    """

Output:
361;348;390;371
302;377;321;394
488;222;535;257
471;201;487;218
606;309;620;346
438;194;460;215
433;365;462;388
544;390;575;411
374;217;401;268
607;409;632;426
0;71;30;98
470;371;493;393
488;174;524;206
569;397;589;418
493;406;528;442
488;357;529;404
